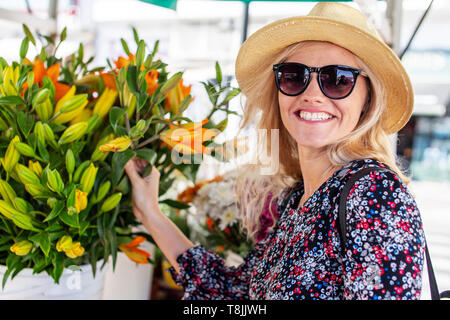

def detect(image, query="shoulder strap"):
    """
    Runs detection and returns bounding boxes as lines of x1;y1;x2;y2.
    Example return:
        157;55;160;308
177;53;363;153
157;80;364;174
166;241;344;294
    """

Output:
338;166;444;300
338;166;390;245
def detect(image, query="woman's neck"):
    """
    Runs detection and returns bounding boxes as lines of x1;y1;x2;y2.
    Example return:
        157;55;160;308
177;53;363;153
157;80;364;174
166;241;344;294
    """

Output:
297;147;339;208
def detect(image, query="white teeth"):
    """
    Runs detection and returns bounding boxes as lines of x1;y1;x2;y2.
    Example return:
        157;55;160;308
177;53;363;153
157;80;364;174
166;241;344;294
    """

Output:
298;111;333;121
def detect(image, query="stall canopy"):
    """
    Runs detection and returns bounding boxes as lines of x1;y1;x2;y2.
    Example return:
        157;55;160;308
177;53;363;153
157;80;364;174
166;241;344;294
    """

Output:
139;0;354;43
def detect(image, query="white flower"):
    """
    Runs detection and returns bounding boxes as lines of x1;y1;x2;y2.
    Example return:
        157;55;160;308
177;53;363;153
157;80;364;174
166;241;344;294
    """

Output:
218;205;238;230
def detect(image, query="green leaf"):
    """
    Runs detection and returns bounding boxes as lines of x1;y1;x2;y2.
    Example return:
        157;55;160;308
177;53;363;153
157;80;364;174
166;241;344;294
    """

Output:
135;40;146;68
60;26;67;42
22;24;36;46
42;76;55;102
17;111;35;138
132;27;140;45
60;208;80;228
0;96;26;106
120;38;130;56
135;148;157;165
37;138;50;162
109;106;127;133
52;252;64;284
215;61;222;86
78;43;84;62
66;186;76;208
19;37;29;60
112;149;136;186
126;65;138;94
29;232;51;257
44;200;65;222
159;199;190;210
221;88;241;106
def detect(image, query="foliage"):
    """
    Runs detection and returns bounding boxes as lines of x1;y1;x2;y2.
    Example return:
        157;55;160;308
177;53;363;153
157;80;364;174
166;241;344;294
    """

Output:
0;25;240;286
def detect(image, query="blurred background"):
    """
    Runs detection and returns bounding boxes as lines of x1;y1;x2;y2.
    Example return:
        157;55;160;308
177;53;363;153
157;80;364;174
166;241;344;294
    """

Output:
0;0;448;300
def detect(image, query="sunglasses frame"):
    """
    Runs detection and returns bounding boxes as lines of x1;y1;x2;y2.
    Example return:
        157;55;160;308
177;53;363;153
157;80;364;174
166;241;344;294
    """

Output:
273;62;369;100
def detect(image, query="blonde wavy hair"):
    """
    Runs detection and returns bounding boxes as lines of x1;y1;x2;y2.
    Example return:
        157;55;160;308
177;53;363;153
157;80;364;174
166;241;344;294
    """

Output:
234;41;410;241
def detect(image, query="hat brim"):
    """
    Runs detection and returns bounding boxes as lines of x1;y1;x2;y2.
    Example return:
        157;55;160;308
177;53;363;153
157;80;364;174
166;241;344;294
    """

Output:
235;16;414;134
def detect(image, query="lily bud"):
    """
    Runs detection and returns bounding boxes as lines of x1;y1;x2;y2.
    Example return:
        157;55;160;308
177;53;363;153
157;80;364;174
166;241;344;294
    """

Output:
99;136;132;153
35;98;53;122
59;94;88;113
46;169;64;194
96;181;111;203
24;183;48;198
91;134;114;162
16;164;41;185
58;122;88;144
0;179;17;204
65;149;75;175
32;88;50;107
14;142;36;158
3;136;21;173
34;121;46;147
100;192;122;213
80;163;98;194
73;160;90;183
47;197;58;209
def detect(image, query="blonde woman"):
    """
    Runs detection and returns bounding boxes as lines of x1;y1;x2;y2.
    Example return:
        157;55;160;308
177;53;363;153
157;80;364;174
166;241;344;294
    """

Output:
124;3;425;300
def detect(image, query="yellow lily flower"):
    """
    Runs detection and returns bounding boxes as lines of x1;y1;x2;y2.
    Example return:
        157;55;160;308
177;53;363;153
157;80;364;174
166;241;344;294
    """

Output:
56;236;73;252
160;119;217;155
64;242;84;259
99;136;132;153
93;87;118;118
10;240;33;256
75;189;88;213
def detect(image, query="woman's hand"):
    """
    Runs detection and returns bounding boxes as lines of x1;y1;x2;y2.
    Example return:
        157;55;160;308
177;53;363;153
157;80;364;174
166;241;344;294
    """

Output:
124;157;161;224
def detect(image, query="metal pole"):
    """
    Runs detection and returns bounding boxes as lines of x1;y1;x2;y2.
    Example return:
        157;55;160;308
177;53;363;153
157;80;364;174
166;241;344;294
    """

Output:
399;0;434;60
386;0;403;153
241;2;249;44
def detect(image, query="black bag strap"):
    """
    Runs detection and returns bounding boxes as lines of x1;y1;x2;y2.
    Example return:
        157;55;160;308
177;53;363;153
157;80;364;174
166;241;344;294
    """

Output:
338;166;445;300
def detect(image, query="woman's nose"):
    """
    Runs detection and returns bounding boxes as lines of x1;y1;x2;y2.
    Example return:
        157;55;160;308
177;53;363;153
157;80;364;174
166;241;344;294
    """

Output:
300;73;326;104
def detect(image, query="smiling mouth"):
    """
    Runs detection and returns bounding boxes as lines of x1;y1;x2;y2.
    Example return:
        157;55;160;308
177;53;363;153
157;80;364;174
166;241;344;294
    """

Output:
294;110;335;122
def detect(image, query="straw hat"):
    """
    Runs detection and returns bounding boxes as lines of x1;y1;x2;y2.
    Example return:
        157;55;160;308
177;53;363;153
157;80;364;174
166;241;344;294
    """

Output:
235;2;413;134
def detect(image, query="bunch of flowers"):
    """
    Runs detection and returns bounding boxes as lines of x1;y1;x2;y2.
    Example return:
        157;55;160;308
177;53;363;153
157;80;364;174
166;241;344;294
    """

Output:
0;25;239;285
177;169;254;258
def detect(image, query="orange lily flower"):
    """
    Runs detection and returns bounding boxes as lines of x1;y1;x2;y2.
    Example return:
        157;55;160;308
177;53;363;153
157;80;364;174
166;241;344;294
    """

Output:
164;79;192;114
22;58;70;101
160;119;217;155
118;236;151;264
114;53;135;70
145;69;159;95
100;72;117;90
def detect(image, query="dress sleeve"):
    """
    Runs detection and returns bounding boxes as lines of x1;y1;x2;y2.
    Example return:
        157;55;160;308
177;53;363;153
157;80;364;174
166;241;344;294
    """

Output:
167;239;268;300
342;170;426;300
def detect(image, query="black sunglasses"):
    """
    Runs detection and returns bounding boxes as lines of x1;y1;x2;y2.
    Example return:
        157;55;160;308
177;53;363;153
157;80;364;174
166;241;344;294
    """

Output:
273;62;368;99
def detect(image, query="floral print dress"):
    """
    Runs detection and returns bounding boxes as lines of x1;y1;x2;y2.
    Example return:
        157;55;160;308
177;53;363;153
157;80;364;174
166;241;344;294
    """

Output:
168;158;425;300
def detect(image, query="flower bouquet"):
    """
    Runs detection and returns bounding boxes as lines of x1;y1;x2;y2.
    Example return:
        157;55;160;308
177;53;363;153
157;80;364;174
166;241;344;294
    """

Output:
177;169;254;260
0;24;240;286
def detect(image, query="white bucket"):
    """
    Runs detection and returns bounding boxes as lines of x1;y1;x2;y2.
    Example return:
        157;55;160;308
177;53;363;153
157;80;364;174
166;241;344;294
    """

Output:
0;260;107;300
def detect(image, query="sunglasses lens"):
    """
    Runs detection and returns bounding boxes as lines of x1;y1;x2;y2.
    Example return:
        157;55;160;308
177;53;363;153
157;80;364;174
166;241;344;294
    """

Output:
320;67;356;98
276;64;309;95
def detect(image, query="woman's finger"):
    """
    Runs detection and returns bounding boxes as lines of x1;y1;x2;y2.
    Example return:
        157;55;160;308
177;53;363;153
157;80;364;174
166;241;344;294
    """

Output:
124;158;143;184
